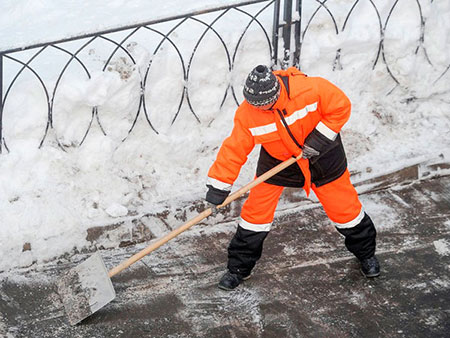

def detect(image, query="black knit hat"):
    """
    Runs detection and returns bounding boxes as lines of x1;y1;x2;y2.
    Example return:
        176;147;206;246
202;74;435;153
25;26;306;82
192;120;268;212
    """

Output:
243;65;280;107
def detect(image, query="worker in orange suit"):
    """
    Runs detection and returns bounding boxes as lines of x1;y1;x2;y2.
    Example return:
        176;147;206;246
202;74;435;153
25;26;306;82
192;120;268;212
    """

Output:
206;65;380;291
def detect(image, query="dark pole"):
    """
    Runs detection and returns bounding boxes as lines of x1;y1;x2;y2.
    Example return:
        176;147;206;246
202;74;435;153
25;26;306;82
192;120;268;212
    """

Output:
272;0;281;68
0;54;3;154
282;0;293;69
294;0;302;67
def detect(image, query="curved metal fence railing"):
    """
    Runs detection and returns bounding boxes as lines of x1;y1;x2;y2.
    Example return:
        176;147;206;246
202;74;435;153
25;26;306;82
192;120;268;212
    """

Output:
0;0;448;153
291;0;448;85
0;1;276;152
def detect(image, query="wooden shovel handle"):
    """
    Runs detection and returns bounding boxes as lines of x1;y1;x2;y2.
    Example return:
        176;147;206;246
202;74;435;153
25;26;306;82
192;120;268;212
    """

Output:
108;152;302;277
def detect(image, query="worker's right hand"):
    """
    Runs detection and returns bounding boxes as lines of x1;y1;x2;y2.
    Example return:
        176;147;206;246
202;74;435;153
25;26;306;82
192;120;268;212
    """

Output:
206;202;219;216
205;185;230;217
205;184;230;206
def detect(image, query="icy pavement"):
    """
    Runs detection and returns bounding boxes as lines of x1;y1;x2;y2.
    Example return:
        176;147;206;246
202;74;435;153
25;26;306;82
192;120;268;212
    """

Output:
1;175;449;337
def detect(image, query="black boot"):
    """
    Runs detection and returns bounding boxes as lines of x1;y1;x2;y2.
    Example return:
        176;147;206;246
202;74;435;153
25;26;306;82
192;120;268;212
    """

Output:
360;256;380;277
218;271;251;291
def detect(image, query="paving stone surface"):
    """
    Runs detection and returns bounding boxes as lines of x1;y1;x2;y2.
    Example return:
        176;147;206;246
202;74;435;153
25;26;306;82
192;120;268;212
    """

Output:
1;176;449;337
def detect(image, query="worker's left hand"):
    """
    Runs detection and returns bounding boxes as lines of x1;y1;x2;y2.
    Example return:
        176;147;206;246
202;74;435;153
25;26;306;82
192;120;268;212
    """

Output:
302;144;320;159
303;128;334;159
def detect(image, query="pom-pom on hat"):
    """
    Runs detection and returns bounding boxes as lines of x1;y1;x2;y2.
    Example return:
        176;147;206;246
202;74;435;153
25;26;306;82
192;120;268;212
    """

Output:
243;65;280;107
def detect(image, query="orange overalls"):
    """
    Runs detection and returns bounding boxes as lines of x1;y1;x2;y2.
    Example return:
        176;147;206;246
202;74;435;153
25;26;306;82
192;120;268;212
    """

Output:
207;67;376;275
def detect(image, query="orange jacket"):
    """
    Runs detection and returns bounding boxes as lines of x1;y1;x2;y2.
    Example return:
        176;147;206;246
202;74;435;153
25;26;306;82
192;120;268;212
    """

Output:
207;67;351;195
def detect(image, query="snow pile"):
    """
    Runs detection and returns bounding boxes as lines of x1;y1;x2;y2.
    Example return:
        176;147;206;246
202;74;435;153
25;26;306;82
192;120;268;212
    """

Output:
0;0;247;52
0;0;449;271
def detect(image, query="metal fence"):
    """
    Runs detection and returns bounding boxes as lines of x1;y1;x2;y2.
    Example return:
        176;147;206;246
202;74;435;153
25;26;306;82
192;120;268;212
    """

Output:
0;0;448;153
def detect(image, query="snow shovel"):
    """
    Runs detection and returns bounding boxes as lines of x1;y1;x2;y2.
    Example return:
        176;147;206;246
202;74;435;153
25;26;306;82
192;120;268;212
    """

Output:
57;152;303;325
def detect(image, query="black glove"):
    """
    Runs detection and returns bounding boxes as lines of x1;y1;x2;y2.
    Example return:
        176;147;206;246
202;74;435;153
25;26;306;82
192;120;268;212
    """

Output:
302;144;320;159
206;185;230;205
206;202;219;216
302;128;333;159
206;185;230;217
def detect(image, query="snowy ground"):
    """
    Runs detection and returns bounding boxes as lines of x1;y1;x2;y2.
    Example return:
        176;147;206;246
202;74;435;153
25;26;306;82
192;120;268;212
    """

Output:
1;175;449;337
0;0;449;271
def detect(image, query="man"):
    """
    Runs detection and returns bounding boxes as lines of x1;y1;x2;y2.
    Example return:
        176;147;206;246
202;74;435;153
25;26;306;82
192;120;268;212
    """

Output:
206;65;380;291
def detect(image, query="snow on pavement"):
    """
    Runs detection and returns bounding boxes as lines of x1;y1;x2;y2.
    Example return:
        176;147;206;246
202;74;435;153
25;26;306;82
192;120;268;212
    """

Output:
0;0;449;271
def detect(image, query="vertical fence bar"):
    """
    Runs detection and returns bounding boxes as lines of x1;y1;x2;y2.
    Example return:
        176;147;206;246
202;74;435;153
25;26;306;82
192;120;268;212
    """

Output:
293;0;302;67
282;0;293;69
272;0;281;68
0;54;3;154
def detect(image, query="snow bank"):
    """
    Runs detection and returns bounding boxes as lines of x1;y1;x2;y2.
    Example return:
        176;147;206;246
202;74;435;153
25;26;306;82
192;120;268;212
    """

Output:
0;0;248;52
0;0;449;271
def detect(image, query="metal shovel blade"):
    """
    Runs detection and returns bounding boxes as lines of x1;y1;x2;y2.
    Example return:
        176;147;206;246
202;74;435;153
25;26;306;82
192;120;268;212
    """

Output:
57;252;116;325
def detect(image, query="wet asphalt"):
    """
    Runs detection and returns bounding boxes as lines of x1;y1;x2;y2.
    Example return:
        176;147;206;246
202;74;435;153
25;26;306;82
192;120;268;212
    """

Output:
1;175;449;338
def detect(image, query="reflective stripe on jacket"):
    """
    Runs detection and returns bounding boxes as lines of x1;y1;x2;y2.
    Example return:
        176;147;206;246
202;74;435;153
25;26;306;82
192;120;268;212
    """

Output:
207;67;351;195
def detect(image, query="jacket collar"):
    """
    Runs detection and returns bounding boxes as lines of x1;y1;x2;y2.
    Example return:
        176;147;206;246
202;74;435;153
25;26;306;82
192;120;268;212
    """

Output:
270;79;289;112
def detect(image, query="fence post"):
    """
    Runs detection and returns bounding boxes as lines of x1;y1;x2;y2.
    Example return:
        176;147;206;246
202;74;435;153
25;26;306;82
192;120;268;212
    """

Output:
272;0;281;68
282;0;293;69
293;0;302;67
0;54;3;154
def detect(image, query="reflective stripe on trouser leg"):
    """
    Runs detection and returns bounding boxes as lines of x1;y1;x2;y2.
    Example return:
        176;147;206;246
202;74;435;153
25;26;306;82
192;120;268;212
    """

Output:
335;213;377;260
227;181;284;276
312;169;376;260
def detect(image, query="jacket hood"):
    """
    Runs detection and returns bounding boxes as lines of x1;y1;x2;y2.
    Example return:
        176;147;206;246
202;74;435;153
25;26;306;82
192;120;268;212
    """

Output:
275;67;307;78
